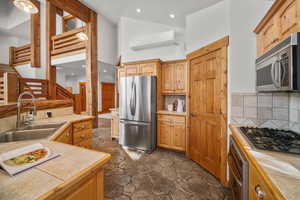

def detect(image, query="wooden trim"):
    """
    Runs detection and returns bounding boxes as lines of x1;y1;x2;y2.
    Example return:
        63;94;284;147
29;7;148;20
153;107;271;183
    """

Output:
186;36;229;60
30;0;41;67
122;59;162;66
230;125;286;199
46;1;57;100
51;49;86;60
86;10;98;128
254;0;285;33
46;0;91;23
161;59;187;64
0;99;73;119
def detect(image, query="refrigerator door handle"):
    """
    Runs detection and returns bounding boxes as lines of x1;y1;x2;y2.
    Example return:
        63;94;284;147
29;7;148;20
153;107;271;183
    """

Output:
130;80;136;116
120;120;149;126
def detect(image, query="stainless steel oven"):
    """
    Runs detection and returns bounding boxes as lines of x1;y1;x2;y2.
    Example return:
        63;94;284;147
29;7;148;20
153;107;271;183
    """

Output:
228;136;248;200
256;32;300;92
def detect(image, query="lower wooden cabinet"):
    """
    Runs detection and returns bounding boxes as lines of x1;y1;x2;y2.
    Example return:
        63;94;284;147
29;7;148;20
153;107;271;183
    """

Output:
111;110;119;138
55;126;73;144
249;165;276;200
53;119;93;149
157;114;186;151
56;170;104;200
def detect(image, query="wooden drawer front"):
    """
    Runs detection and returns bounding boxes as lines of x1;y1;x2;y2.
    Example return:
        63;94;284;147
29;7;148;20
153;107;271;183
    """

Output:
279;0;298;38
249;165;276;200
158;114;173;122
76;138;93;149
73;120;93;133
173;116;185;123
140;63;156;76
74;129;93;144
56;126;72;144
126;65;140;76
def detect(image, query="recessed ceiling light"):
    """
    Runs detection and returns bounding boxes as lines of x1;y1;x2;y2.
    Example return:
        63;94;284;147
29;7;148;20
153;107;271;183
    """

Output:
136;8;141;13
169;14;175;19
82;65;86;68
71;73;75;76
14;0;39;14
103;69;107;73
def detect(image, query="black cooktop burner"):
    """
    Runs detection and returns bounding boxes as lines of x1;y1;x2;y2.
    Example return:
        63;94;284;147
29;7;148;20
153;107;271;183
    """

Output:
240;127;300;155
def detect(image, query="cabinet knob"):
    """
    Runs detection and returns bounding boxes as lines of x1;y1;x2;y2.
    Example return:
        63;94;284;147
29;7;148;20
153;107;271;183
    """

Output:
255;185;265;199
190;112;198;117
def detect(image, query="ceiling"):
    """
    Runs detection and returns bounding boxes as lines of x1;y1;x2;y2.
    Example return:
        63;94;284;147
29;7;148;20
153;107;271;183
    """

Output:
81;0;223;27
0;0;30;41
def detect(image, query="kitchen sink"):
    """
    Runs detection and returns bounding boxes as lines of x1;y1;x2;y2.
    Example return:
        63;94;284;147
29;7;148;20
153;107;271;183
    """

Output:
0;122;65;143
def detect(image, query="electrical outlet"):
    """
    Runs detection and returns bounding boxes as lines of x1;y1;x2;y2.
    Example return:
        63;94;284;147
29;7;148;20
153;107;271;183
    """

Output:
46;111;52;118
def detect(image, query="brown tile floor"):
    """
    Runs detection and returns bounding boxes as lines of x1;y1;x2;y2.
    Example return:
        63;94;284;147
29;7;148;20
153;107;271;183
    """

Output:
93;127;232;200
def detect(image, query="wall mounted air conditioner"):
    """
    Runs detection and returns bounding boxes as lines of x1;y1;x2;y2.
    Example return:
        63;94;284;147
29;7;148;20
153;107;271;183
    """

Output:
130;30;179;51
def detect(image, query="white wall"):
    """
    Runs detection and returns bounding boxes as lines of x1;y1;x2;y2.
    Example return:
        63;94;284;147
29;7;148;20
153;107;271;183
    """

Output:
0;34;29;64
98;14;118;65
185;0;230;54
229;0;273;92
119;17;186;62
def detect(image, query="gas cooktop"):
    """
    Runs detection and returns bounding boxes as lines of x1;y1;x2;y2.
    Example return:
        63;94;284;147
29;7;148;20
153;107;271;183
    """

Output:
240;127;300;155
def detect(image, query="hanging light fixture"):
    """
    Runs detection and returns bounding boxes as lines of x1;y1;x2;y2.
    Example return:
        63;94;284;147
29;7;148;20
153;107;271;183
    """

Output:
76;20;88;41
13;0;39;14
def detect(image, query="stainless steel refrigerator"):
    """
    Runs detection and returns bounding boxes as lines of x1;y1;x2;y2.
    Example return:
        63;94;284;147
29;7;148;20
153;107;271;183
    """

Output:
119;76;157;152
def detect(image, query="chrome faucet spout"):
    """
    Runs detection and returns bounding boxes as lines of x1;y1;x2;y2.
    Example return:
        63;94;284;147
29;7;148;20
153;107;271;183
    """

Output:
16;92;37;128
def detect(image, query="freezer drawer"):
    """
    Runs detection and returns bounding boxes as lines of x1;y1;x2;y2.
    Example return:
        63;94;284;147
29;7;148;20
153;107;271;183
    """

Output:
119;120;155;152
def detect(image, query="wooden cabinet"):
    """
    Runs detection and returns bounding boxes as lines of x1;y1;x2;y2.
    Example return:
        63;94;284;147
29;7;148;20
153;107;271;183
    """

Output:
57;170;104;200
125;64;140;76
249;165;276;200
255;0;300;56
161;60;187;94
157;114;186;151
122;59;161;77
111;110;119;138
73;120;93;149
52;119;94;149
55;126;73;144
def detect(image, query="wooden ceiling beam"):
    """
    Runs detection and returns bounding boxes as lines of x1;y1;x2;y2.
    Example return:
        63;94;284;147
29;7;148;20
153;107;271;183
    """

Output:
46;0;90;22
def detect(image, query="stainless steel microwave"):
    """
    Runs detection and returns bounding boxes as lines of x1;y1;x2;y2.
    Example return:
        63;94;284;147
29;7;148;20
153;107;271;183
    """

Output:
256;33;300;92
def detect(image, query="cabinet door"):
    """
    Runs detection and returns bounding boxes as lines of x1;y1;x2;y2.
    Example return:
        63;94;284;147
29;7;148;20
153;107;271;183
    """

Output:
125;64;140;76
158;118;172;147
172;118;186;151
118;68;126;78
261;19;280;52
249;165;276;200
278;0;298;39
56;126;72;144
162;63;174;93
174;62;186;93
140;63;156;76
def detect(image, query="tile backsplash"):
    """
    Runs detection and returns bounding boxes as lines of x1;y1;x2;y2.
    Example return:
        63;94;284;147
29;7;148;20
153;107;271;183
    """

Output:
164;96;186;112
231;92;300;133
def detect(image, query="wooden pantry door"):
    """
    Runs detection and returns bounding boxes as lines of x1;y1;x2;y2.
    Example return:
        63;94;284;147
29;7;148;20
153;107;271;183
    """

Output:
187;36;228;185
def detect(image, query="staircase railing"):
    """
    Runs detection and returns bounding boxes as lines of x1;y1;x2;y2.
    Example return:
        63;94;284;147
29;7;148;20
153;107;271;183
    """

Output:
56;83;74;100
9;44;31;66
51;27;87;59
19;78;49;99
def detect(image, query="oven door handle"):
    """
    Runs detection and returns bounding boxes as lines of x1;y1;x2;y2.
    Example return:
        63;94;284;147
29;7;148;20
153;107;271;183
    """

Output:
228;154;243;187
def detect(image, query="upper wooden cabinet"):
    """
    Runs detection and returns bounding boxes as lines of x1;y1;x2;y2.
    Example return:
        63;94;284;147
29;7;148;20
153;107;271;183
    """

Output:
254;0;300;56
161;60;187;94
122;59;161;77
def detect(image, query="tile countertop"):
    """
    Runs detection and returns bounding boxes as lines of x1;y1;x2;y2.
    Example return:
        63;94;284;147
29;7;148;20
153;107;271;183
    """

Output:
230;125;300;200
0;114;111;200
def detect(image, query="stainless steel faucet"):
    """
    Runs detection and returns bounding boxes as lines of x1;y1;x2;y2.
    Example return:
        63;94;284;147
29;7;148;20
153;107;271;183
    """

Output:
16;92;37;128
